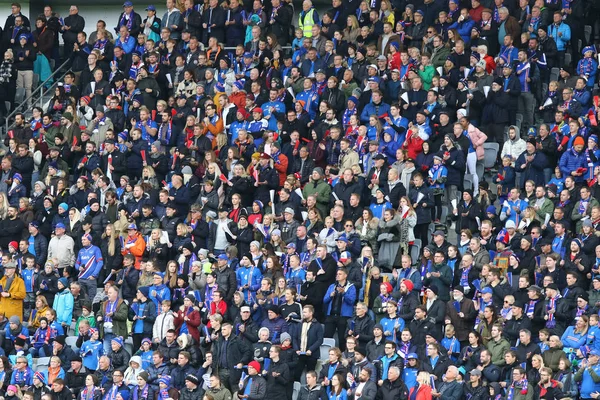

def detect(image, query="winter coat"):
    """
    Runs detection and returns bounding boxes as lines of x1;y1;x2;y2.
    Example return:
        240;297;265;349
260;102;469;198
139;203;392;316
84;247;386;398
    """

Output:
467;124;488;160
0;275;25;321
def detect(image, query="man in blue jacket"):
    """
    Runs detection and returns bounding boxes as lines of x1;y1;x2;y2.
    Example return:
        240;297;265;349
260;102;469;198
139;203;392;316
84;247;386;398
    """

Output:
323;268;356;351
75;233;104;300
360;86;391;124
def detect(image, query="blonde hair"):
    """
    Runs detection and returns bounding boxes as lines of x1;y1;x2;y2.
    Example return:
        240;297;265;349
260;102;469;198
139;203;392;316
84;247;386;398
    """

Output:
416;371;431;386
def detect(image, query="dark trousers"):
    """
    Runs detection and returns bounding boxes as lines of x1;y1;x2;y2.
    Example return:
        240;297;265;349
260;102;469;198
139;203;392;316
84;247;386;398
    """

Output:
414;223;430;247
324;315;349;351
132;333;144;353
295;355;318;381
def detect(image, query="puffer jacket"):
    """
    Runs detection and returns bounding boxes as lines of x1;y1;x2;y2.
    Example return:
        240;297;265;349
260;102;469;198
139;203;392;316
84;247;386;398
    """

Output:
467;124;488;160
355;217;379;252
261;316;289;344
239;375;267;399
559;147;588;184
108;347;131;372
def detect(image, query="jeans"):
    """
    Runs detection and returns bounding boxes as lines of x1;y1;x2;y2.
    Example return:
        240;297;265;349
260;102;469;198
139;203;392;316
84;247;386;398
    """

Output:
103;332;116;353
16;70;33;105
518;92;535;134
466;152;479;196
79;278;98;301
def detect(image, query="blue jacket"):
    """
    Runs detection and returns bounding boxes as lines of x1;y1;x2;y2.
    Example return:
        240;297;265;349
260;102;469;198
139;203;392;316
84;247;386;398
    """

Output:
547;22;571;51
561;325;587;349
260;315;289;344
80;339;104;371
149;283;171;309
236;265;262;303
75;245;104;279
579;364;600;398
448;18;475;45
559;147;588;183
360;101;391;124
323;282;356;317
42;367;65;384
53;288;74;325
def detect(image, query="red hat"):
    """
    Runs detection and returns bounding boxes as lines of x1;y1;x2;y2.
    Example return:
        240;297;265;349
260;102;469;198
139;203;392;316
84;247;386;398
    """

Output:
252;107;263;114
80;96;91;105
248;361;261;371
8;241;18;250
402;279;414;292
238;108;250;119
260;153;271;160
382;282;393;293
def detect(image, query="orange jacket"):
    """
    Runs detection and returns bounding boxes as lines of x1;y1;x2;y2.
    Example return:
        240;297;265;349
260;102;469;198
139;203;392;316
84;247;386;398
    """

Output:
202;116;224;137
273;153;289;186
121;232;146;269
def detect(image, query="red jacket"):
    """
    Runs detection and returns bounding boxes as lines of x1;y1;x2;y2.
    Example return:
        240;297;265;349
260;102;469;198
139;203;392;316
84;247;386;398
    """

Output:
409;384;432;400
174;305;202;342
402;132;425;160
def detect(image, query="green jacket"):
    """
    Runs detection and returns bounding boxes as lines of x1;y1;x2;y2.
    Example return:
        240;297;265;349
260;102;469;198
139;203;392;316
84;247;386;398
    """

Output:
206;385;233;400
418;65;435;90
572;197;600;231
341;81;358;99
534;198;555;224
509;383;534;400
422;263;453;301
431;46;451;69
303;178;332;219
97;299;129;339
487;338;511;366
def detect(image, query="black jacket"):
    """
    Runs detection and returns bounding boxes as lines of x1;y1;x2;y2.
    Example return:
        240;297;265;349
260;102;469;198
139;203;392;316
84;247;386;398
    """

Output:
266;360;290;399
376;377;408;400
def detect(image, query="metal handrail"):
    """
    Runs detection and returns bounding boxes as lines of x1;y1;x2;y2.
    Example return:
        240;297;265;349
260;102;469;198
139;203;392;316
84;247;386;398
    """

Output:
5;58;71;133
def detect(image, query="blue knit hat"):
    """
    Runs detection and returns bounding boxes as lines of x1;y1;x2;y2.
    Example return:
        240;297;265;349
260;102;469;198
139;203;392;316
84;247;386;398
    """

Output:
111;336;124;347
138;286;150;298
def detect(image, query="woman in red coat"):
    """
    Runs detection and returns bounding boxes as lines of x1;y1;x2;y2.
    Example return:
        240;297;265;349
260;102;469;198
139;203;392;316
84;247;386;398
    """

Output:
173;294;202;342
408;372;433;400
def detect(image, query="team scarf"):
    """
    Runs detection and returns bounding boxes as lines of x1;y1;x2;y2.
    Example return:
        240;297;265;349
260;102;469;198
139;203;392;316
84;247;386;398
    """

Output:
81;386;97;400
13;368;30;385
507;378;529;400
159;121;172;144
576;305;588;318
132;384;149;400
34;325;52;344
546;294;561;328
104;299;118;323
94;116;106;131
579;57;596;77
474;298;492;329
399;341;411;365
94;39;109;54
158;387;170;400
179;253;197;274
460;266;471;289
120;11;134;31
579;197;590;214
129;61;143;79
526;300;538;318
342;107;357;128
204;284;217;309
493;5;502;22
